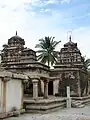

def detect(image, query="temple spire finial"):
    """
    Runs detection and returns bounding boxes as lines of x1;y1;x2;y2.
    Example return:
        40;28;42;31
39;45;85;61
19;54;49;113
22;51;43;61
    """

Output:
16;31;17;35
69;35;71;41
67;31;72;42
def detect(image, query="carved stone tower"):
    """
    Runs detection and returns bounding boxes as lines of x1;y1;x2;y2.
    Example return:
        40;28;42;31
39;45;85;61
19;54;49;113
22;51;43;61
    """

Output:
51;35;87;97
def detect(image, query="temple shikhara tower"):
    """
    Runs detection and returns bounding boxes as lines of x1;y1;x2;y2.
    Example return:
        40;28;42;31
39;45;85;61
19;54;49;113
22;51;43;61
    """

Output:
52;35;87;97
1;31;50;99
1;31;37;69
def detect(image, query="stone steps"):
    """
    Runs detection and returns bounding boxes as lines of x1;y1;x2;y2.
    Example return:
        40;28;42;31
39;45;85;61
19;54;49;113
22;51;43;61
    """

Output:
71;100;85;108
26;103;66;113
26;106;65;113
82;98;90;105
24;98;67;113
71;95;90;108
26;102;66;110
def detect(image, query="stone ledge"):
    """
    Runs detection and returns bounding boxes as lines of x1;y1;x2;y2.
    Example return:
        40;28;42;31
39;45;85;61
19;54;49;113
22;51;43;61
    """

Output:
24;97;67;104
26;102;66;110
26;106;65;114
72;95;90;100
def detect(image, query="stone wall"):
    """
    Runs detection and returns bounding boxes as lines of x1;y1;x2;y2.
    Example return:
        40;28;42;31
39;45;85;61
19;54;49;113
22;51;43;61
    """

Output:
6;79;22;112
0;70;27;114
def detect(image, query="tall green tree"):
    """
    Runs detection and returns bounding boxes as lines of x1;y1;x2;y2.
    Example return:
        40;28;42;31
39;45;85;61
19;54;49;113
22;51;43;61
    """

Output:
35;36;61;67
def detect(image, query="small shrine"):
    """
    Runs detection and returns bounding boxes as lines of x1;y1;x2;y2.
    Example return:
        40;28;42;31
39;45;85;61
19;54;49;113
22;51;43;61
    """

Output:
51;35;87;97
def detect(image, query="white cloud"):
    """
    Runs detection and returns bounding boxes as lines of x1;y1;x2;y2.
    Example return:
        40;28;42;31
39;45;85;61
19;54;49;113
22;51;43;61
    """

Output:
24;0;71;7
45;0;71;4
60;0;71;4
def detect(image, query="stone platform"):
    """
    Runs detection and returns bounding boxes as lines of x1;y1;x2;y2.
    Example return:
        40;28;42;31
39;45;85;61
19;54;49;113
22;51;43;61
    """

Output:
71;95;90;108
24;96;67;113
72;95;90;104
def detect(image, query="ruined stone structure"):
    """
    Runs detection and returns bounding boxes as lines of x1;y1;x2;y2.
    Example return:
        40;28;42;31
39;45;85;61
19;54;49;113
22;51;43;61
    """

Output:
51;36;87;97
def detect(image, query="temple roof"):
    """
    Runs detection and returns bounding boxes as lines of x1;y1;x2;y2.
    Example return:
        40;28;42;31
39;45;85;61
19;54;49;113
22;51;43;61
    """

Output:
64;35;77;47
10;35;22;40
10;31;23;40
8;31;25;45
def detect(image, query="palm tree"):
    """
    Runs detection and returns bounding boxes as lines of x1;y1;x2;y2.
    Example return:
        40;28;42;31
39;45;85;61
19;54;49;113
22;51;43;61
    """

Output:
35;36;61;67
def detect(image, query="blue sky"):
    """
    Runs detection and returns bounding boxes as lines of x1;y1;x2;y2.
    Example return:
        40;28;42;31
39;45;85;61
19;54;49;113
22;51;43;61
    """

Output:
0;0;90;58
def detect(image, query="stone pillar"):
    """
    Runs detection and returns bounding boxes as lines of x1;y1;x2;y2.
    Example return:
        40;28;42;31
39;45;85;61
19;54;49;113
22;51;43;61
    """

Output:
32;79;38;100
77;80;81;97
44;81;49;99
66;86;71;108
77;72;81;97
86;80;89;95
53;80;59;95
21;82;24;109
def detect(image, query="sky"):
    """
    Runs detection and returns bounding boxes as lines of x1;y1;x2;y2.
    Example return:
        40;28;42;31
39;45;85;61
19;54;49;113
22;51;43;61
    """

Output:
0;0;90;58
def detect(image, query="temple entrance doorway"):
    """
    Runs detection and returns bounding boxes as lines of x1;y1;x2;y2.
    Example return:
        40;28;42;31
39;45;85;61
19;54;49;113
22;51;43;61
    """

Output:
48;81;53;95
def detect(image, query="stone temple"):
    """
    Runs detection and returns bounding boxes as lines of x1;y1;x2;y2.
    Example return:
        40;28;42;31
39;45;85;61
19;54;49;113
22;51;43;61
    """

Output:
1;31;50;99
51;35;87;97
0;32;89;114
1;32;88;97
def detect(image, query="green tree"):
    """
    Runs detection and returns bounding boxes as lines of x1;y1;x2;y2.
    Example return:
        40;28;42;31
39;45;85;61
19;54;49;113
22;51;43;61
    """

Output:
35;36;61;67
